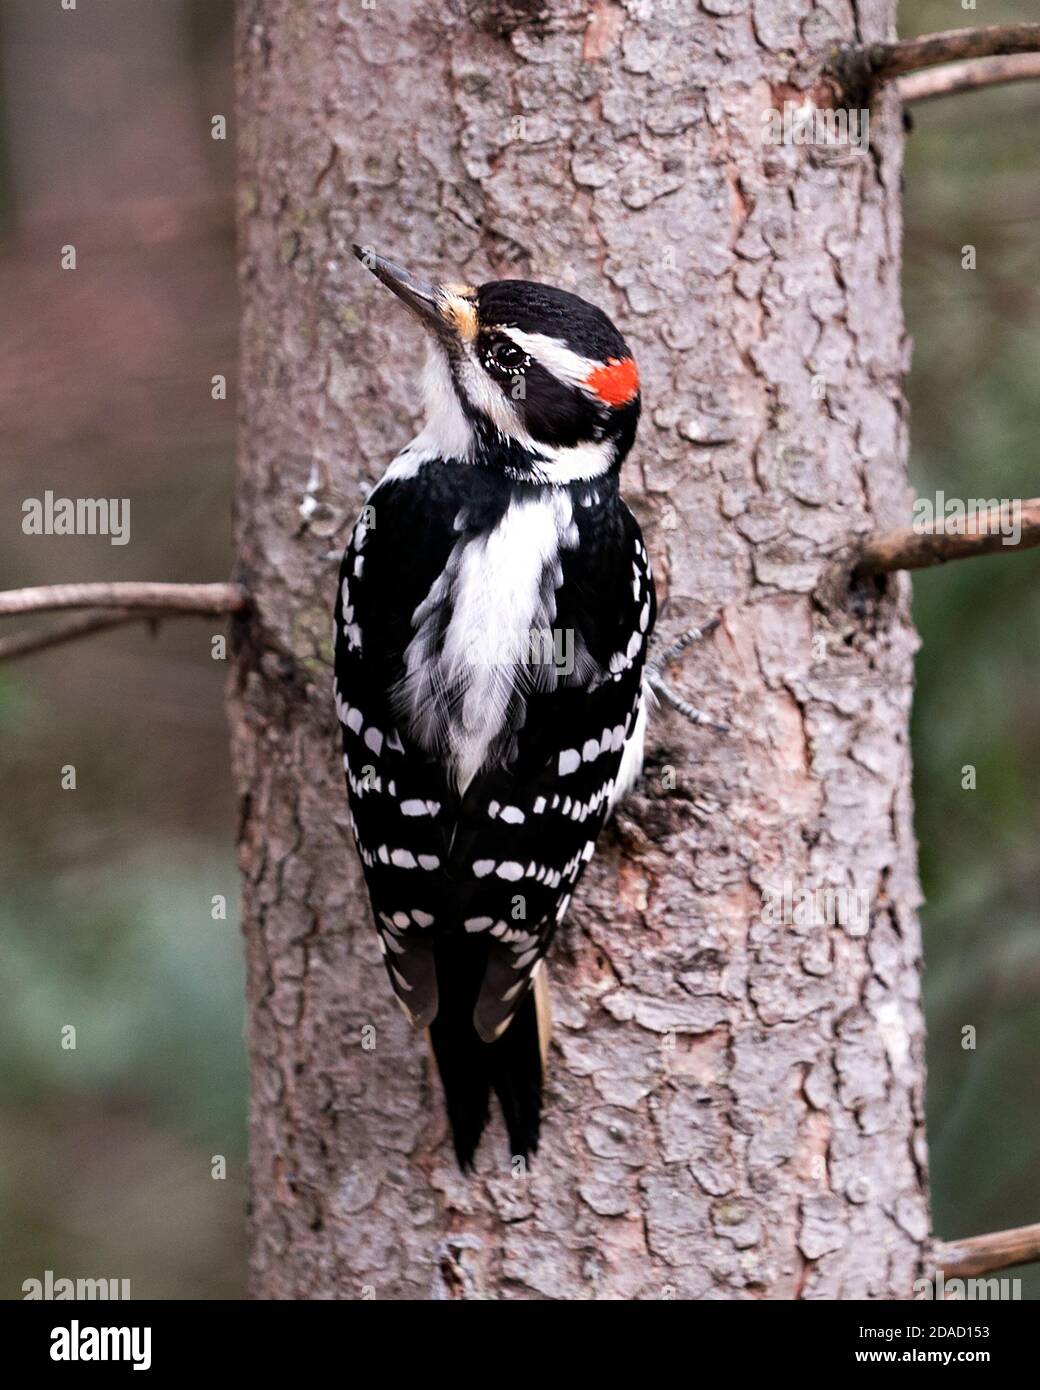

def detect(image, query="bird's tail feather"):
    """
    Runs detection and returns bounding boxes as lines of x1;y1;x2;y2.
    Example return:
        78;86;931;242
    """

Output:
427;943;546;1169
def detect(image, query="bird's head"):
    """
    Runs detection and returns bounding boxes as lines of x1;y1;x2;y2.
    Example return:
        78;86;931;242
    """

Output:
354;244;641;482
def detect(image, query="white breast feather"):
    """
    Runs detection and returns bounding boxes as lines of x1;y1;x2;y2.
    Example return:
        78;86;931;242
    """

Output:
399;493;578;792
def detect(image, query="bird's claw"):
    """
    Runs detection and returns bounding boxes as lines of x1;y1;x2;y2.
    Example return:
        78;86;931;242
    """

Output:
646;616;729;733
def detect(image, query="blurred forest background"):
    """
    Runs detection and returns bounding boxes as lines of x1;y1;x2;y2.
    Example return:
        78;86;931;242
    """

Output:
0;0;1036;1299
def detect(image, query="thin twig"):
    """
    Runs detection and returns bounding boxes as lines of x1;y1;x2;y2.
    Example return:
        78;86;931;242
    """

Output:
933;1221;1040;1280
854;499;1040;576
0;610;152;662
831;24;1040;98
867;24;1040;82
898;52;1040;104
0;581;248;618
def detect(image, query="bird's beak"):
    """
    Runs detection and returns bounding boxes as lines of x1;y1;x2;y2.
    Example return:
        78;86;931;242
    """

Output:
352;244;471;348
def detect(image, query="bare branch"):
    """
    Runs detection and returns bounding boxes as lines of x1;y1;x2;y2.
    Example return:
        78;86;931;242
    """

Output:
898;52;1040;104
854;499;1040;577
0;581;248;619
0;610;159;663
874;25;1040;81
831;24;1040;97
934;1221;1040;1280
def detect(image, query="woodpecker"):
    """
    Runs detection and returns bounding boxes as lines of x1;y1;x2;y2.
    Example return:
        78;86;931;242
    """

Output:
336;244;655;1169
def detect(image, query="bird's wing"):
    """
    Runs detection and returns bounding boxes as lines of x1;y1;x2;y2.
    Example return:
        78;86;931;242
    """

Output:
334;473;462;1026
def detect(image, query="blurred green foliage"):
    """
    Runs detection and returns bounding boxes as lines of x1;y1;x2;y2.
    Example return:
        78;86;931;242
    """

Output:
0;847;246;1299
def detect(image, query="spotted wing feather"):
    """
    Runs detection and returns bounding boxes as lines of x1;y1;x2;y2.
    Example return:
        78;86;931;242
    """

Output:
334;475;462;1024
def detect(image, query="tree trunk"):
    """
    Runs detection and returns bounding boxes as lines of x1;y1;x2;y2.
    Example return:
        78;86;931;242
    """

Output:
231;0;929;1299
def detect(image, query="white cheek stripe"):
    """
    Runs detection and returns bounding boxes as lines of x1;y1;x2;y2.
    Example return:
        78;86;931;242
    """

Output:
498;327;600;392
524;437;616;485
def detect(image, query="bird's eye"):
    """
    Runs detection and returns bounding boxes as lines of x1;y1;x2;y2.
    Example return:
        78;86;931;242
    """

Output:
489;340;526;373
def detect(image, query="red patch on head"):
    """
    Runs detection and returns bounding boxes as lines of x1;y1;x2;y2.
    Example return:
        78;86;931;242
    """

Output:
584;356;640;407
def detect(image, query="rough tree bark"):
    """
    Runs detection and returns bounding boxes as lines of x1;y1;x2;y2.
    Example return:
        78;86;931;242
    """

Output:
231;0;928;1299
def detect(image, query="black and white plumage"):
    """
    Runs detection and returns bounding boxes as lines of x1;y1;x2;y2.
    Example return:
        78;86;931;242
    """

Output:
335;246;655;1167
